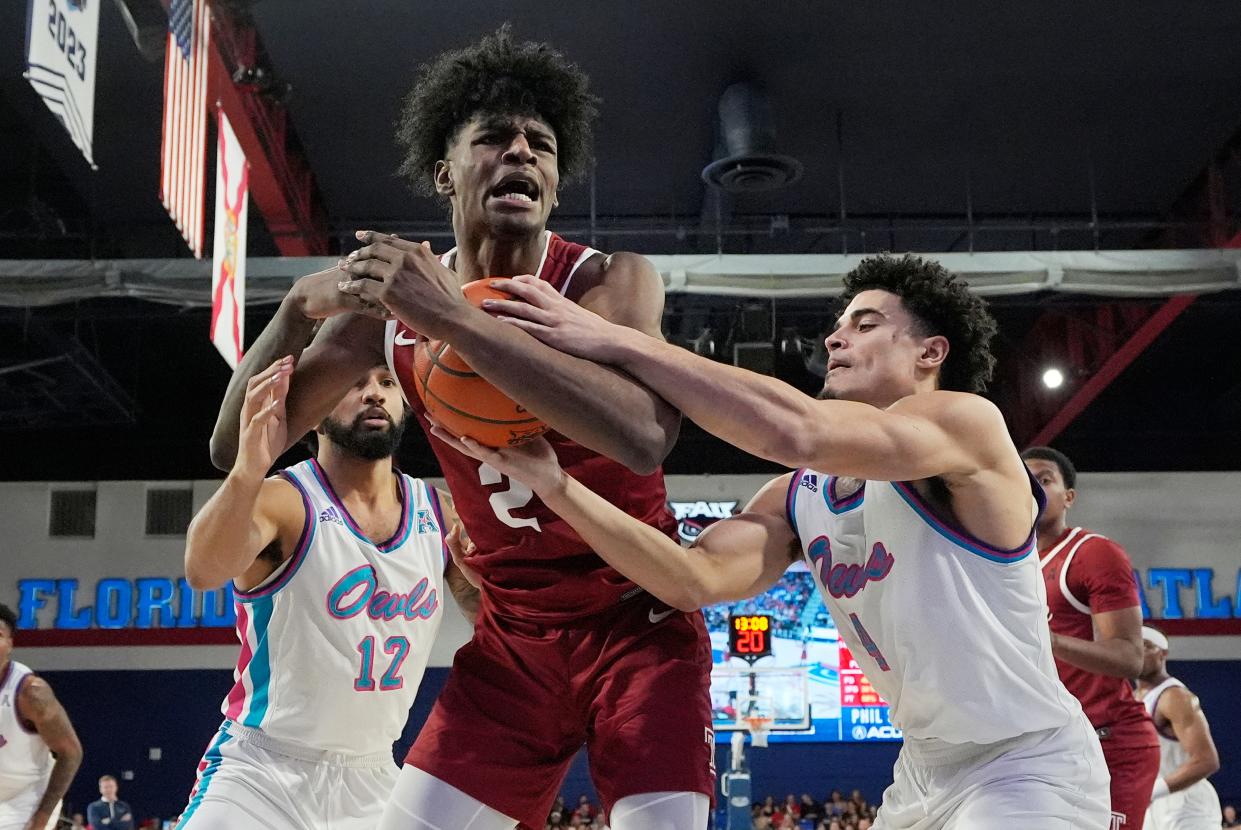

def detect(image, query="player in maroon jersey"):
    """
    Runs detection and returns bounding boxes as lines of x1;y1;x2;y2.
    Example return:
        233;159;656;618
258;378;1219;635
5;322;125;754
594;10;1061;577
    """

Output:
209;27;713;830
1023;446;1160;830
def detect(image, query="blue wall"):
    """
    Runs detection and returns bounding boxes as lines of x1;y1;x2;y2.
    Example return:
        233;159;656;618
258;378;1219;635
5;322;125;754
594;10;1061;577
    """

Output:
42;660;1240;825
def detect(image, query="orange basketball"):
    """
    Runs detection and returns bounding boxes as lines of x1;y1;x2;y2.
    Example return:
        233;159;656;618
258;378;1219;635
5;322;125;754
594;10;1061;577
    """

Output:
412;280;549;448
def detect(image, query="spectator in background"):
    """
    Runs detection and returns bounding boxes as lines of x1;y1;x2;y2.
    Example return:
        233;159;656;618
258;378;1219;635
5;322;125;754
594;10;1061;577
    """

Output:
69;814;86;830
86;775;134;830
799;793;821;823
1221;804;1238;827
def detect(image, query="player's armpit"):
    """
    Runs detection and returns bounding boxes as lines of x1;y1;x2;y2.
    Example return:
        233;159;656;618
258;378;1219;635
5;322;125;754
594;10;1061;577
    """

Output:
185;476;304;591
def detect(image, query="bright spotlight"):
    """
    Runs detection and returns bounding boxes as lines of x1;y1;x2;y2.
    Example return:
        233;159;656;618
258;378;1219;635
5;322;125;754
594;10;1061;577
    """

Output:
1042;368;1065;389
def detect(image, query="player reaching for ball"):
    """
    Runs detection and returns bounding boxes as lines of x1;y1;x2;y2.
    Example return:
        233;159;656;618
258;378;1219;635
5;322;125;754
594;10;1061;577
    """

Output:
437;254;1114;830
209;27;714;830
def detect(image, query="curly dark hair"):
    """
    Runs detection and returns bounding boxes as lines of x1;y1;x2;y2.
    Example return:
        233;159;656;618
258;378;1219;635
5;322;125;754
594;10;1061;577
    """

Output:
1021;446;1077;489
396;25;599;196
0;603;16;636
839;253;998;394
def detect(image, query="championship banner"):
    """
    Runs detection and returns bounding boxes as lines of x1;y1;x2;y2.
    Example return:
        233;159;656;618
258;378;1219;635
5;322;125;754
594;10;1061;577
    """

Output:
210;110;249;368
24;0;100;168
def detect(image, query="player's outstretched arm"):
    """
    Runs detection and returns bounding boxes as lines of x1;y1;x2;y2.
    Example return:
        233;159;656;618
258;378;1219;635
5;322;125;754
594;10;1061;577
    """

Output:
431;424;800;610
210;267;388;471
18;676;82;830
485;275;1007;482
339;236;679;474
1153;686;1221;797
188;358;306;591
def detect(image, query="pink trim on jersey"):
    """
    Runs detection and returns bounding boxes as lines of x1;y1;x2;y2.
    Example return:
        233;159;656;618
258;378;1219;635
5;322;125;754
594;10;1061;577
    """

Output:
224;602;253;721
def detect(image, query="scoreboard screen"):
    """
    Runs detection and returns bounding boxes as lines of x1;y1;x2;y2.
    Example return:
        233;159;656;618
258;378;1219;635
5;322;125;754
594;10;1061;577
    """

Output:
728;613;773;658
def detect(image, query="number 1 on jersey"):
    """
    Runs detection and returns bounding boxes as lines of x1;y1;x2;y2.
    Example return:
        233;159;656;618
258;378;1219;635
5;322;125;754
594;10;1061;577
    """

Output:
848;613;891;672
354;635;410;691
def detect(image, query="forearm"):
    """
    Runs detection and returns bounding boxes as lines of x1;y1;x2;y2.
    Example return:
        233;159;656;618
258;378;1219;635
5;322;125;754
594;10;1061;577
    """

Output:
36;748;81;816
445;310;679;473
613;333;821;466
1051;632;1143;678
1165;757;1219;792
185;474;267;589
210;296;318;470
444;572;480;624
538;474;720;610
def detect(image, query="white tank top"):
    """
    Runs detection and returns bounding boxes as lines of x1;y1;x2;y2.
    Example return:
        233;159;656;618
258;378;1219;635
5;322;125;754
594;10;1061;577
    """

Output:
0;660;53;800
220;459;448;756
786;469;1081;751
1142;677;1223;820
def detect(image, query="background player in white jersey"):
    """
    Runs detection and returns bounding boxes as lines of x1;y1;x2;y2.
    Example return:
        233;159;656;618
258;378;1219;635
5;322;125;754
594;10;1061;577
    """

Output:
1137;627;1222;830
438;253;1112;829
0;603;82;830
175;360;479;829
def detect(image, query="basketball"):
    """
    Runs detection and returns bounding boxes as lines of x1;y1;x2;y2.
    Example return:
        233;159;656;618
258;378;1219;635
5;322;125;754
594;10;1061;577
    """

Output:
412;280;550;448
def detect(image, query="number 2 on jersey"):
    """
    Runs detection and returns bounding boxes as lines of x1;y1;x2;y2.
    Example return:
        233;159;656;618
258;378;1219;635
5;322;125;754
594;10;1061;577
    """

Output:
479;462;541;531
354;635;411;691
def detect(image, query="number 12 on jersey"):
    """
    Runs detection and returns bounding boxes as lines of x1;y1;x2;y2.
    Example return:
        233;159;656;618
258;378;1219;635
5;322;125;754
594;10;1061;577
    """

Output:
354;635;411;691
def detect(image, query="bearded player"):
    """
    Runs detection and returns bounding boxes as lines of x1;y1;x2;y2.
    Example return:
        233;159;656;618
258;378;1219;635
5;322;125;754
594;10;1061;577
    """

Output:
210;28;713;830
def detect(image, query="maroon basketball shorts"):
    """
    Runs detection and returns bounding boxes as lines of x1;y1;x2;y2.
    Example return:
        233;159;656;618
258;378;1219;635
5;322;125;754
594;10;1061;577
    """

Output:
1100;736;1160;829
404;595;716;828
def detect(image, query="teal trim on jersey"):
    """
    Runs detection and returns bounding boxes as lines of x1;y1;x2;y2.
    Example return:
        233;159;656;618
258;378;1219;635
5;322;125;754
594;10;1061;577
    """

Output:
824;475;865;514
175;725;233;827
889;481;1034;564
240;596;274;727
786;468;806;539
307;459;412;554
233;468;317;602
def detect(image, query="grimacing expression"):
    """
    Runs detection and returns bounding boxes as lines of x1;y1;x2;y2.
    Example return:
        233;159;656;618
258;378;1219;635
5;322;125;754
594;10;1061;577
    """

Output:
319;368;407;461
819;289;947;406
436;113;560;239
1025;457;1075;529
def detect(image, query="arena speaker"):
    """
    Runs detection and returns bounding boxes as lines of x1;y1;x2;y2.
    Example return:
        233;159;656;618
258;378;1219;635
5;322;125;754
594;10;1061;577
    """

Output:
702;82;803;193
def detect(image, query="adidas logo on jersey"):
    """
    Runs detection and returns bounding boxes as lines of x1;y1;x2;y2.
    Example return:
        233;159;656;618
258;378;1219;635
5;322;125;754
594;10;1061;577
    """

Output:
416;509;438;534
800;473;819;493
319;506;344;525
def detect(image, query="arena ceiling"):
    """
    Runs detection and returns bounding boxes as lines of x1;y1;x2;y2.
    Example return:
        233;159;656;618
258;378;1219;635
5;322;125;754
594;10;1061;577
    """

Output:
1;0;1240;479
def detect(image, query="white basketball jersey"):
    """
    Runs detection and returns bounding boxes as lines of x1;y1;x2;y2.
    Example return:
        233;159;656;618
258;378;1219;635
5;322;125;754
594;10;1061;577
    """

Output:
0;661;53;801
1143;678;1223;822
221;459;448;756
786;469;1081;748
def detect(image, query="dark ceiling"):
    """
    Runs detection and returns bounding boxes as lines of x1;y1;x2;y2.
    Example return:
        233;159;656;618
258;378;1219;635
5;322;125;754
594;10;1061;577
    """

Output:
1;1;1240;480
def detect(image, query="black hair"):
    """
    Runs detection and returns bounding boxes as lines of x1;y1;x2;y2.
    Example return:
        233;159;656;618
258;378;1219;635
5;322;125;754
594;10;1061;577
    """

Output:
1021;446;1077;489
396;24;599;195
839;253;998;394
0;603;16;636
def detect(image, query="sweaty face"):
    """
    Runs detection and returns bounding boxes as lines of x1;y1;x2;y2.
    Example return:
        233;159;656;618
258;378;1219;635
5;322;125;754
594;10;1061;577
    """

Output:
439;113;560;239
319;368;408;461
1025;458;1074;531
819;289;940;407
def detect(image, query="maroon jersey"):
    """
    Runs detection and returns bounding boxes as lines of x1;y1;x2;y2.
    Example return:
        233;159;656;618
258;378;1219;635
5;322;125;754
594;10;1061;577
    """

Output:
384;232;679;623
1039;526;1158;749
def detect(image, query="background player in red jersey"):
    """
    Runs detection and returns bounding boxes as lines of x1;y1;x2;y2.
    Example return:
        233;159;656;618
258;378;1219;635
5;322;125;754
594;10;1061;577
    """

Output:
209;27;713;830
1023;446;1159;830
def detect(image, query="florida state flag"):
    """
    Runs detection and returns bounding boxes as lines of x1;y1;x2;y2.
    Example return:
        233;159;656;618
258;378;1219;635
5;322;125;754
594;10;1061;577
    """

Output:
210;109;249;368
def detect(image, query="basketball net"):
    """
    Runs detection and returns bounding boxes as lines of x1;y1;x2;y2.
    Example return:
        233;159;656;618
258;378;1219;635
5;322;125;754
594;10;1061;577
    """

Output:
746;716;772;748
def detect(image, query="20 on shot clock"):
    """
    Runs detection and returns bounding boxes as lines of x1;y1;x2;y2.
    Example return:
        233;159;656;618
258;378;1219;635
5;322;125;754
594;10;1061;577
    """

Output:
728;613;773;660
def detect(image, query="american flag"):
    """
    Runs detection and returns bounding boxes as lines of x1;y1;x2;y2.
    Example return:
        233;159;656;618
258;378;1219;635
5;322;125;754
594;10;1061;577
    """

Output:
160;0;211;258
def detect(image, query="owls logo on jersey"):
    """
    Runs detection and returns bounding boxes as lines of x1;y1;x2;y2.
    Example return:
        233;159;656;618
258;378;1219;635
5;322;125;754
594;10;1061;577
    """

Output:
669;500;738;543
416;509;438;535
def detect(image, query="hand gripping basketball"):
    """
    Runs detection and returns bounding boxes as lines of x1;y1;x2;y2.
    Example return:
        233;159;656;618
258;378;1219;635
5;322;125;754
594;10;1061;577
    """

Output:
413;280;550;448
